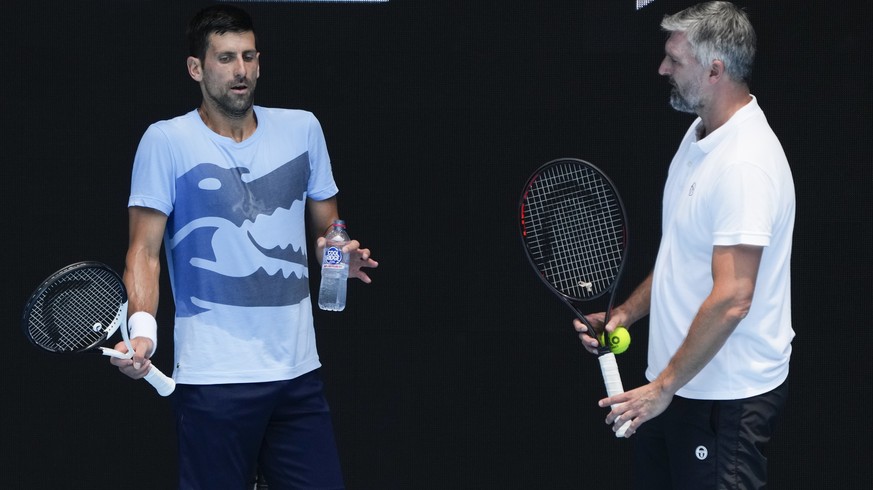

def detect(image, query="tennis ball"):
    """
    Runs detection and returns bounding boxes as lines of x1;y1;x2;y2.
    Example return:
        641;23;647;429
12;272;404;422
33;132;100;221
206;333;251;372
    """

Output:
599;326;631;354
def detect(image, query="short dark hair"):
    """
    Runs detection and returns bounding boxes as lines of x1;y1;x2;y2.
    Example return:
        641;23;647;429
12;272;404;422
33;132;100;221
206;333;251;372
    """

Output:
187;4;256;61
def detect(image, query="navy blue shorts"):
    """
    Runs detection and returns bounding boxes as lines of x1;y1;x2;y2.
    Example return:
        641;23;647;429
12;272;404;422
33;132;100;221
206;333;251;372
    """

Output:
633;381;788;490
172;369;345;490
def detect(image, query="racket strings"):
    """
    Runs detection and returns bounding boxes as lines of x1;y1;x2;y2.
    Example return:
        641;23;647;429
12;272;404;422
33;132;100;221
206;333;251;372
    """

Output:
26;267;124;353
523;163;626;299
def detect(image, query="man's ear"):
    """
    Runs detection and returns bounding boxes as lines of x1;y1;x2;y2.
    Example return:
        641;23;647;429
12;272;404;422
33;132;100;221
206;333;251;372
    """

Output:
187;56;203;81
708;59;725;82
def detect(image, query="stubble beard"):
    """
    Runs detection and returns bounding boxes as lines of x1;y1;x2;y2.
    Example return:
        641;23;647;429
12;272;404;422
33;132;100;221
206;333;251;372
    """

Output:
668;80;701;114
207;81;256;120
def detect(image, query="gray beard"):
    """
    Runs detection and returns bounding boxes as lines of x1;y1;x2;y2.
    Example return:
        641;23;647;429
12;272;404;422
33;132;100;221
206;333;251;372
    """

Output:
669;86;700;114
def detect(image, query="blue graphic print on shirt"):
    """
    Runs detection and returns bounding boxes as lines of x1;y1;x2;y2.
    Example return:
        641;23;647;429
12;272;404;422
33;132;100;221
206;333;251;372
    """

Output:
167;152;311;318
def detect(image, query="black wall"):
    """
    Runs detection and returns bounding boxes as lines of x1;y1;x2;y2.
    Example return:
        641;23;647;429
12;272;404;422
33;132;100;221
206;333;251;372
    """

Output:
8;0;871;488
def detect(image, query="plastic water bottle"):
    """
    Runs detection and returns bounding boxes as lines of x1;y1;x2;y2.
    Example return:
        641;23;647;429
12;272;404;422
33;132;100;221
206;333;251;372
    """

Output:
318;220;350;311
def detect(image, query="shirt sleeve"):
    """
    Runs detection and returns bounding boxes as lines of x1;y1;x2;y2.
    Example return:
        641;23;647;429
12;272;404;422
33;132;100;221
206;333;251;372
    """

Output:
128;124;175;216
710;161;777;247
305;114;339;201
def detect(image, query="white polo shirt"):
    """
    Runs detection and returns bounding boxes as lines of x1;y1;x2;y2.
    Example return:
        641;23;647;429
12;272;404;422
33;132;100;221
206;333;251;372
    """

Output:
647;96;796;400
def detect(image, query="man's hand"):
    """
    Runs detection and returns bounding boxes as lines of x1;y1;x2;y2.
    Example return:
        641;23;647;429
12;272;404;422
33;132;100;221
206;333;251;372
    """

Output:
316;237;379;283
599;379;674;438
108;337;154;379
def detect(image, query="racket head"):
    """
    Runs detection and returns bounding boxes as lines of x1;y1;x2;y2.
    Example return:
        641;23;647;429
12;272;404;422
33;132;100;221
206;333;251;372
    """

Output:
519;157;629;310
21;261;128;355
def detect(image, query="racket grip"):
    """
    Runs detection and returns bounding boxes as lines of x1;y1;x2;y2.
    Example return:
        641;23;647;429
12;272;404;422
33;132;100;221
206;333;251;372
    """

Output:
143;365;175;397
100;347;175;396
598;352;632;438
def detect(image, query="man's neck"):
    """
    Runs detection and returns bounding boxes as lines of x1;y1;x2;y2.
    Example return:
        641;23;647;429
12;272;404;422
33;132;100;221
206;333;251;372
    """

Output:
197;104;257;143
698;87;752;137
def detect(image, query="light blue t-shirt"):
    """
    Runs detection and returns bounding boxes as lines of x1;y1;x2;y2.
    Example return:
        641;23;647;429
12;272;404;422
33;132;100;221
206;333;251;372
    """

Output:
129;106;338;385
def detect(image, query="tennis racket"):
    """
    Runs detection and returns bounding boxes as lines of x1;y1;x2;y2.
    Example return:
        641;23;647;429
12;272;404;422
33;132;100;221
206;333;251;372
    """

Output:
21;261;175;396
519;157;632;437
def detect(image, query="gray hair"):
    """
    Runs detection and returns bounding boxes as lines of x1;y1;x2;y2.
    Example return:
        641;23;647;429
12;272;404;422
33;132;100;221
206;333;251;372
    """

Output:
661;1;756;83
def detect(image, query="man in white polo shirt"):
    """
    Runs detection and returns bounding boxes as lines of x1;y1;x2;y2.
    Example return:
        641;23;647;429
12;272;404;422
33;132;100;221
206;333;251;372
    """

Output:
574;2;795;489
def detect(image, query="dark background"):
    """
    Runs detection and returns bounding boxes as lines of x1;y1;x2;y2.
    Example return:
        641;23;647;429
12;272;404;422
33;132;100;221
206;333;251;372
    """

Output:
7;0;871;488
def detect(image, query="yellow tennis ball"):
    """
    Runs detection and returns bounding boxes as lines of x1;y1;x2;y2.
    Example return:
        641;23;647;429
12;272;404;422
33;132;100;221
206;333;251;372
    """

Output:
599;326;631;354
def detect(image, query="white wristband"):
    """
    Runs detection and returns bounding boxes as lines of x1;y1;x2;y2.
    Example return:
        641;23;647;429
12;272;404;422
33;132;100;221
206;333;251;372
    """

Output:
128;311;158;357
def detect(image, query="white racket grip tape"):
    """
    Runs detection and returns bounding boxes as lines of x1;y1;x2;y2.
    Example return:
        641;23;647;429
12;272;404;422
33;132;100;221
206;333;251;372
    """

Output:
598;352;632;438
143;365;176;397
99;348;175;397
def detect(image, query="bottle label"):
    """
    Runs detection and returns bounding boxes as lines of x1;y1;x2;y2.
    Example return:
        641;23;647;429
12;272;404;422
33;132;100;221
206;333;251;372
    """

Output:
322;246;345;268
